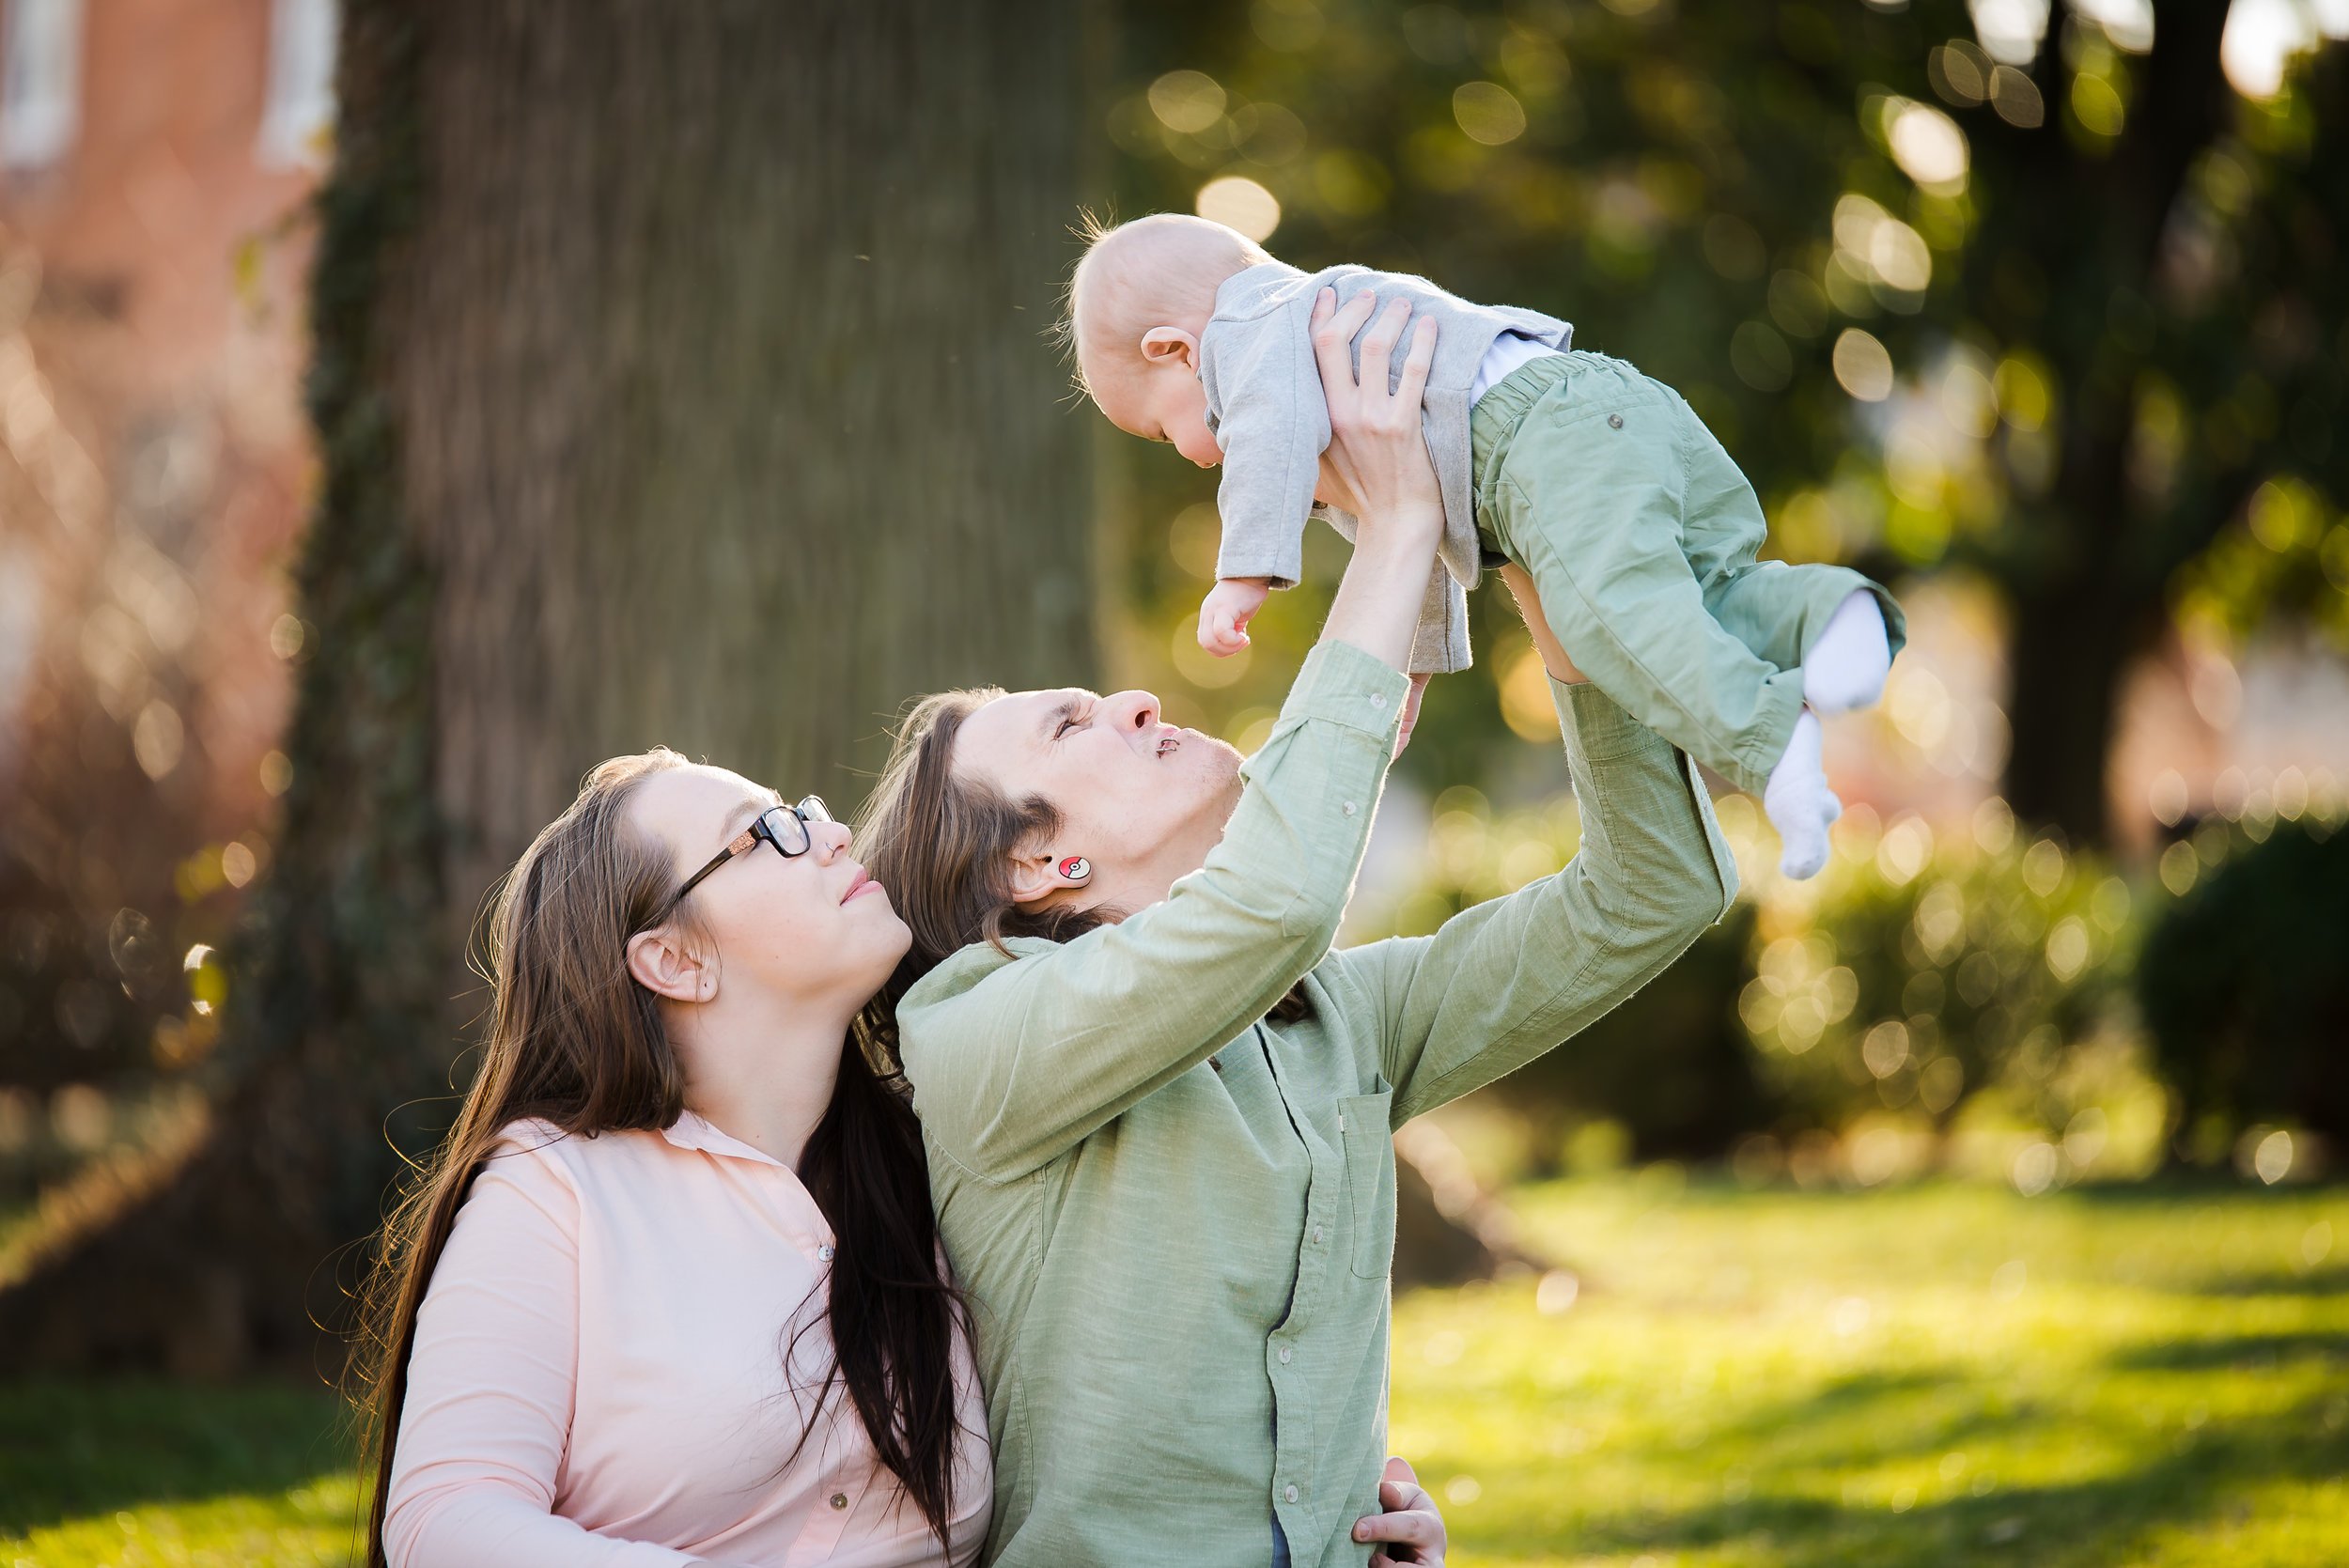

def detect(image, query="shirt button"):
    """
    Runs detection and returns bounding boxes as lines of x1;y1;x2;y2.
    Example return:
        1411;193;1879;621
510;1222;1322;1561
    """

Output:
1285;1484;1299;1503
830;1493;848;1510
1278;1346;1292;1363
1342;800;1358;816
1608;412;1625;428
1313;1224;1324;1244
1371;691;1386;706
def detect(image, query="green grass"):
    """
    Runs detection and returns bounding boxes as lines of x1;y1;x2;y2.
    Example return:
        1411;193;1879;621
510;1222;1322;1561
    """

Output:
1391;1175;2349;1566
2;1179;2342;1565
0;1378;358;1565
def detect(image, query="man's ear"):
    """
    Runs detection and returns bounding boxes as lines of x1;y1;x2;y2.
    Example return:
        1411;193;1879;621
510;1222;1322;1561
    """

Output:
1004;845;1061;909
1139;326;1200;372
626;925;715;1004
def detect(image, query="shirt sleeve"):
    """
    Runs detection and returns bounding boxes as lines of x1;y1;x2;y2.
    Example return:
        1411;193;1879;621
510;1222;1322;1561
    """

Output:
1206;309;1330;590
381;1140;735;1568
1330;676;1740;1126
900;639;1408;1182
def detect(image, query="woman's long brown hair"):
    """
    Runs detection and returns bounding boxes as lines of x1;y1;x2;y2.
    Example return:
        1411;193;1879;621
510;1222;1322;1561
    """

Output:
853;690;1308;1022
347;749;966;1562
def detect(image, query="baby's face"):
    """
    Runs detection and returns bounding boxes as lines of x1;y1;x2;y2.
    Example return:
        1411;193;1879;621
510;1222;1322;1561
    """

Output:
1087;352;1223;471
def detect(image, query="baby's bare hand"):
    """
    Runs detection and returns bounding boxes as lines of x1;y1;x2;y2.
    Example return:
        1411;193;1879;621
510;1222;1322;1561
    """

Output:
1199;579;1270;656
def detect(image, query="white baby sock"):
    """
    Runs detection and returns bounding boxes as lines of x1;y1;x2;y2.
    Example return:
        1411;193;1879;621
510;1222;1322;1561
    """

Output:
1765;707;1843;880
1802;591;1892;714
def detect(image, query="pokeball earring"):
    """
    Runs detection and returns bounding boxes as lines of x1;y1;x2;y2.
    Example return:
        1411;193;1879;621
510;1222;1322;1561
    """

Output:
1056;855;1092;886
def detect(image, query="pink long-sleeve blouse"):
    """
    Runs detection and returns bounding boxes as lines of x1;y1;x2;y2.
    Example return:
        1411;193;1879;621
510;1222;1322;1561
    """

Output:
382;1111;991;1567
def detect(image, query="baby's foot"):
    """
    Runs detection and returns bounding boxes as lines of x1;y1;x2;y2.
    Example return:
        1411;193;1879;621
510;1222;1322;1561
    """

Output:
1802;591;1892;713
1765;708;1843;879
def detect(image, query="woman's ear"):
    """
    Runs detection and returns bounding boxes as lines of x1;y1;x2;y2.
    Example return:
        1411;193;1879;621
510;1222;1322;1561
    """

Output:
626;925;716;1003
1139;326;1200;371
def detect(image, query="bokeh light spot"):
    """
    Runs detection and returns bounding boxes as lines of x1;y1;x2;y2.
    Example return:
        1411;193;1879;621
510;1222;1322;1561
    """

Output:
1832;329;1893;401
1451;81;1526;147
1194;174;1280;241
1148;70;1227;133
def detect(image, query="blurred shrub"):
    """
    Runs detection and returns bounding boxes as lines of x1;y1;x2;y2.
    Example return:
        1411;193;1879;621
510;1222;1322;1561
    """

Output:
2139;815;2349;1154
1734;797;2140;1136
1356;786;2175;1170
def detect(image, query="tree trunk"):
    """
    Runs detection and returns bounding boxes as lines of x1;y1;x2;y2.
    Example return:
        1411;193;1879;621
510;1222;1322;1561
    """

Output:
1980;1;2235;849
1999;571;2139;848
0;0;1094;1377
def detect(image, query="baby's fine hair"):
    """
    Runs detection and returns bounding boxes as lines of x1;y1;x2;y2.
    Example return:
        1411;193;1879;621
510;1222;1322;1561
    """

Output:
1053;210;1273;398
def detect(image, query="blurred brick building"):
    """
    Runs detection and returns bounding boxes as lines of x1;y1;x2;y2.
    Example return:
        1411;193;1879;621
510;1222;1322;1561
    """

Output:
0;0;333;839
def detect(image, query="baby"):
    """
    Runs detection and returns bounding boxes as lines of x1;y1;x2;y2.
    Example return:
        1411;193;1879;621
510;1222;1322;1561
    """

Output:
1066;213;1903;878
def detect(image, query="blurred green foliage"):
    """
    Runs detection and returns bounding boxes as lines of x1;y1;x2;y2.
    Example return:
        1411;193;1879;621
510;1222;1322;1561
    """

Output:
1357;781;2349;1169
1101;0;2349;842
1733;798;2139;1137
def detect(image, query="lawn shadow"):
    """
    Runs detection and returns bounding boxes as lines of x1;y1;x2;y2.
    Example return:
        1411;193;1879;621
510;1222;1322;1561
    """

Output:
2054;1176;2346;1207
1468;1380;2349;1567
2183;1264;2349;1298
0;1376;354;1540
2107;1329;2349;1372
1697;1367;1965;1440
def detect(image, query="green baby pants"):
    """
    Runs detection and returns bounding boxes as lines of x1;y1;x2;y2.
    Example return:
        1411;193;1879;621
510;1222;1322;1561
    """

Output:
1470;350;1906;796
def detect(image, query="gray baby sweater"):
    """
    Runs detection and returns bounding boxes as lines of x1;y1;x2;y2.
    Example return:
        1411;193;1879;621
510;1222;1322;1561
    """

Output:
1199;259;1571;674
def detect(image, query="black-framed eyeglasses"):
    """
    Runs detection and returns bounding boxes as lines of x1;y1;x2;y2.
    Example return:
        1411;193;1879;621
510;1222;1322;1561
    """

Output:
661;796;832;916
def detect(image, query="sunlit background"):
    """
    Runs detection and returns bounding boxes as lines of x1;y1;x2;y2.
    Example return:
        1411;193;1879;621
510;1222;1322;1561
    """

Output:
2;0;2346;1563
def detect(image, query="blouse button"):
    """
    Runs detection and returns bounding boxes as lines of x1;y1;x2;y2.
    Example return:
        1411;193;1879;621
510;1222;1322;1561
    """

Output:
1608;412;1625;429
817;1244;836;1261
1341;800;1358;816
830;1492;848;1510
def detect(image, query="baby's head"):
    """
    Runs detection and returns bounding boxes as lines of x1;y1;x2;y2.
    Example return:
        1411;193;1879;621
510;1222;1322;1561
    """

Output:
1066;213;1271;469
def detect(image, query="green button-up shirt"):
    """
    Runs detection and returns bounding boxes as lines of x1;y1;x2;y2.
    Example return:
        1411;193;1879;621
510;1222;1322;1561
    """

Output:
898;639;1737;1567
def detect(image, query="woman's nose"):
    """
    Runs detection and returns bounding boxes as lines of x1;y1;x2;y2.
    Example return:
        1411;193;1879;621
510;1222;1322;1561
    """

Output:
810;819;854;861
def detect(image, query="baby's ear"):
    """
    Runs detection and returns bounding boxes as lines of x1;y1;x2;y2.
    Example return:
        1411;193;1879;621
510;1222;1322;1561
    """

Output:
1139;326;1200;370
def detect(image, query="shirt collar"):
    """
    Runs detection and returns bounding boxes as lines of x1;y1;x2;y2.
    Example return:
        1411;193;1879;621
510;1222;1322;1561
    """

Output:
659;1107;789;1170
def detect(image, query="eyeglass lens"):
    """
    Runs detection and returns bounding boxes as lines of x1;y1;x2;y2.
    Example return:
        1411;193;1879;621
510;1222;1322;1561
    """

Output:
762;797;832;857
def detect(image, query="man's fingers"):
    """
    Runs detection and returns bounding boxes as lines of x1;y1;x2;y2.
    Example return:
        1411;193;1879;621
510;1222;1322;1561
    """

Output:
1378;1479;1433;1514
1383;1455;1423;1490
1315;288;1377;353
1357;296;1410;380
1393;316;1439;407
1356;1508;1440;1546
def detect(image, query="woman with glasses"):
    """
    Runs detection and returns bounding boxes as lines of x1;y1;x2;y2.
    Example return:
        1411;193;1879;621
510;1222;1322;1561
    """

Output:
350;768;995;1566
343;305;1460;1564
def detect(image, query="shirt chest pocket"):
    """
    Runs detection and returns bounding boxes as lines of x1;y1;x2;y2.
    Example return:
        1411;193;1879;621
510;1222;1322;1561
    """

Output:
1337;1088;1395;1280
